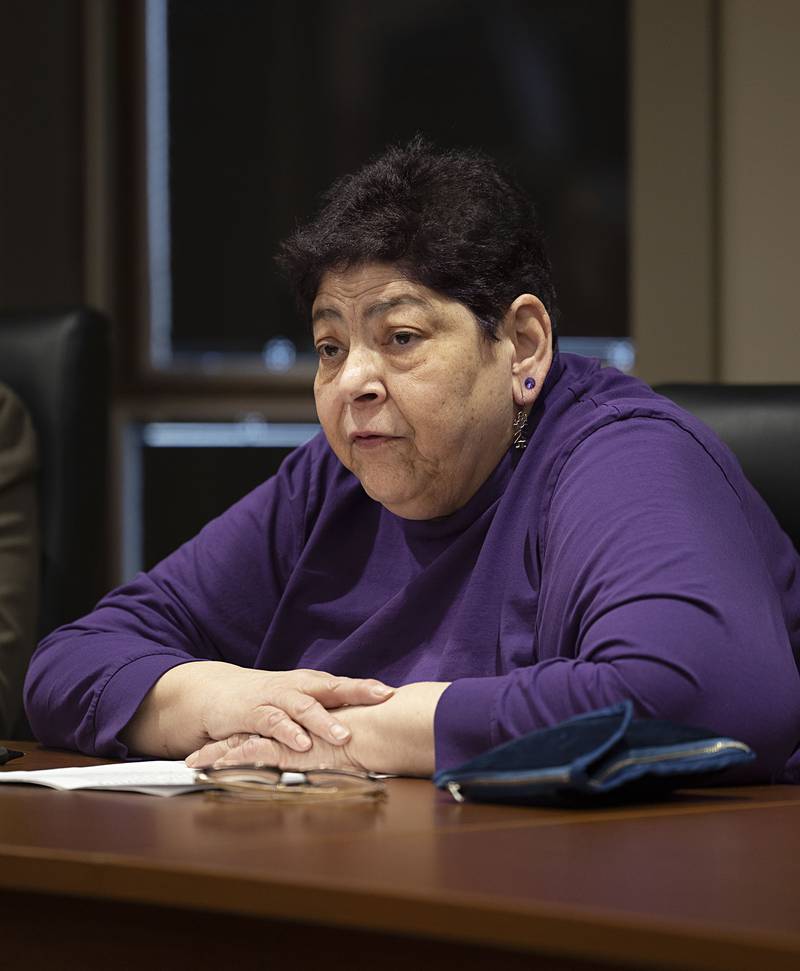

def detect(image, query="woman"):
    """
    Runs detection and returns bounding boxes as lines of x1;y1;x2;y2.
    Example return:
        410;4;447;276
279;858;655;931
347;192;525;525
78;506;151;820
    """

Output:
25;139;800;782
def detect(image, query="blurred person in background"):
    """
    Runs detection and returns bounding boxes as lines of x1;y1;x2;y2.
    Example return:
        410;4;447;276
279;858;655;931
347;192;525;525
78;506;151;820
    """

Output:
0;382;38;737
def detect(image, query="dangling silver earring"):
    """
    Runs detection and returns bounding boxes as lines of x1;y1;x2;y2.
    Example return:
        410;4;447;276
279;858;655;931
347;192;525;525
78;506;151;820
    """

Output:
512;377;535;450
512;407;528;450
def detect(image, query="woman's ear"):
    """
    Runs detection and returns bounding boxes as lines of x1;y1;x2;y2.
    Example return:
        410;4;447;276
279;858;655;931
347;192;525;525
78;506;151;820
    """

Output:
505;294;553;407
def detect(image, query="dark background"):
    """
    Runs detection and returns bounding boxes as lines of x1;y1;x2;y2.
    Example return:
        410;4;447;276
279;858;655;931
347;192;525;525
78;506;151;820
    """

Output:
142;443;296;567
167;0;628;357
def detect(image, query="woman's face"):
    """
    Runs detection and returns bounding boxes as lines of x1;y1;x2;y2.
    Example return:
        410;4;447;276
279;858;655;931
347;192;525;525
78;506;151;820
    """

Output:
312;263;542;520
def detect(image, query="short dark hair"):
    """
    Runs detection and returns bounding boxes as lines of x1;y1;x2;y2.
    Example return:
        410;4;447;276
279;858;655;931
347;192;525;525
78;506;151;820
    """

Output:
276;136;558;343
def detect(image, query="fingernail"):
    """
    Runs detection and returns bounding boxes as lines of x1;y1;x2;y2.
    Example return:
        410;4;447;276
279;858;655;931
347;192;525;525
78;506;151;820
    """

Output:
371;685;393;698
330;724;350;742
185;751;199;766
295;732;311;750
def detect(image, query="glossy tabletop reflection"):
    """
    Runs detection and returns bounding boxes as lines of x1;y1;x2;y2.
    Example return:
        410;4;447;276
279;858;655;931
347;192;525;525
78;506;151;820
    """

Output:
2;742;800;971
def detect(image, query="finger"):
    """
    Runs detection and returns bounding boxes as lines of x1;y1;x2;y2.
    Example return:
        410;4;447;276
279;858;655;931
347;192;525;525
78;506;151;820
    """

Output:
299;674;395;708
186;733;252;768
214;734;282;767
246;704;313;752
270;689;353;746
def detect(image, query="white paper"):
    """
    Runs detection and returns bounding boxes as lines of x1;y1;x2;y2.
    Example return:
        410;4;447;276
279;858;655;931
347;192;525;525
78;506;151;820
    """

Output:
0;759;210;797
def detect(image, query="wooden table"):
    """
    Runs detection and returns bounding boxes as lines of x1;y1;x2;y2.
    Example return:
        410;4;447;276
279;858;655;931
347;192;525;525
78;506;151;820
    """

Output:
1;741;799;971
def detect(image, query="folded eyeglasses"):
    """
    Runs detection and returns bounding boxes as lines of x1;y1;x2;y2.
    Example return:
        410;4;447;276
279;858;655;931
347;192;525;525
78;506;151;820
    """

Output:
194;764;386;802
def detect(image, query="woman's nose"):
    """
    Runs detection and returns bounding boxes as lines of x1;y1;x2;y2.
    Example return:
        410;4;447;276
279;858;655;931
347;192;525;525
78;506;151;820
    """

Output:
337;347;387;403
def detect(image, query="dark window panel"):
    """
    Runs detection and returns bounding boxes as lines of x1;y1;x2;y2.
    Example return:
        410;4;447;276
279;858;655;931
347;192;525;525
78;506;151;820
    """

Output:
165;0;628;358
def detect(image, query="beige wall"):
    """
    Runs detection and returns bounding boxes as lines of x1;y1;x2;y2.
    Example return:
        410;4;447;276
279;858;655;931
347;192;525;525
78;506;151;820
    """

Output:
631;0;717;384
632;0;800;384
719;0;800;381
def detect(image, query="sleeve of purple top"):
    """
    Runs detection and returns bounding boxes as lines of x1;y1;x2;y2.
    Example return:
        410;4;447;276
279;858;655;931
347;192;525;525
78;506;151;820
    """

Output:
434;418;800;780
24;463;303;757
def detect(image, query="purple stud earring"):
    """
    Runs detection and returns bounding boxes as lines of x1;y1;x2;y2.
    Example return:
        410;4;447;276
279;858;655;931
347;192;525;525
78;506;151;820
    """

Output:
524;377;536;391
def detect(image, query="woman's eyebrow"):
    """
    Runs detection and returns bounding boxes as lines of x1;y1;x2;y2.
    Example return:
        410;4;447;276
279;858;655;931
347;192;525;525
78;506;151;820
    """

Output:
312;295;431;326
363;295;431;319
311;306;342;325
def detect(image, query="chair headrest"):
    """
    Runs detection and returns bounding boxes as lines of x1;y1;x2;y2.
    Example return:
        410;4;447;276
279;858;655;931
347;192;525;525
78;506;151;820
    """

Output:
656;384;800;552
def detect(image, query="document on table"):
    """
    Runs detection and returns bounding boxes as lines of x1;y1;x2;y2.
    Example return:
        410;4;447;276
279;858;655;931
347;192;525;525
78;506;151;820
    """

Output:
0;760;211;797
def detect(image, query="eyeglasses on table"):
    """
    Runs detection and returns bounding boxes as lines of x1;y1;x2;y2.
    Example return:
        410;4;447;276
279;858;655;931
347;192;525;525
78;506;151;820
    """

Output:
194;764;386;803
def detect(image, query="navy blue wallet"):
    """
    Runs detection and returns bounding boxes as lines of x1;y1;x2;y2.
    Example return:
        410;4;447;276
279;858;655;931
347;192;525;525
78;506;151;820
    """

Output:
434;701;755;807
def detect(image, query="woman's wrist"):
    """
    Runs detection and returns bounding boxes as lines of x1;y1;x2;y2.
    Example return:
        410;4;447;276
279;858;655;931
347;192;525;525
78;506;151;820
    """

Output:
123;660;233;757
337;681;450;777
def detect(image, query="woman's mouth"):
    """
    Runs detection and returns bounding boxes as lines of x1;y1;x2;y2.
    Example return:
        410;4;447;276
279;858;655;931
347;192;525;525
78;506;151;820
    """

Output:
352;433;398;449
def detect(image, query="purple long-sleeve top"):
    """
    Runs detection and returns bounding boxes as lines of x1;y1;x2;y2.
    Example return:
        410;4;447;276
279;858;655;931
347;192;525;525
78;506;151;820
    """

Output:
24;354;800;780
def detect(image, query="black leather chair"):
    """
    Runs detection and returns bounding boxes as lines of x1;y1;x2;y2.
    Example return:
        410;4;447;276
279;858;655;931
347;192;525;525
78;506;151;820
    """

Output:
655;384;800;552
0;309;110;735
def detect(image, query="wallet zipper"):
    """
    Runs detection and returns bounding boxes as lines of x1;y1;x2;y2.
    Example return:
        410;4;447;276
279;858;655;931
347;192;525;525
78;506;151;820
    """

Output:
447;766;572;802
445;739;751;802
591;739;752;785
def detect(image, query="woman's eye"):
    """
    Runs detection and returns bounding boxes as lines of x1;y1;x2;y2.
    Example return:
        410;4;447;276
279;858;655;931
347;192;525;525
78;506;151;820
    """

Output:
391;332;416;347
317;343;341;360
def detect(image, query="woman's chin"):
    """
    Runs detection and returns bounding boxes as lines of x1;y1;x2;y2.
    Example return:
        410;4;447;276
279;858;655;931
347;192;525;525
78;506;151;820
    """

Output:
361;479;457;520
359;476;411;508
357;473;423;517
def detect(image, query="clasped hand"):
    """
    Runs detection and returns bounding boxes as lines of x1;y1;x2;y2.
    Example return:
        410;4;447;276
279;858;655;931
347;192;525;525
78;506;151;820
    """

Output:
183;664;393;770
